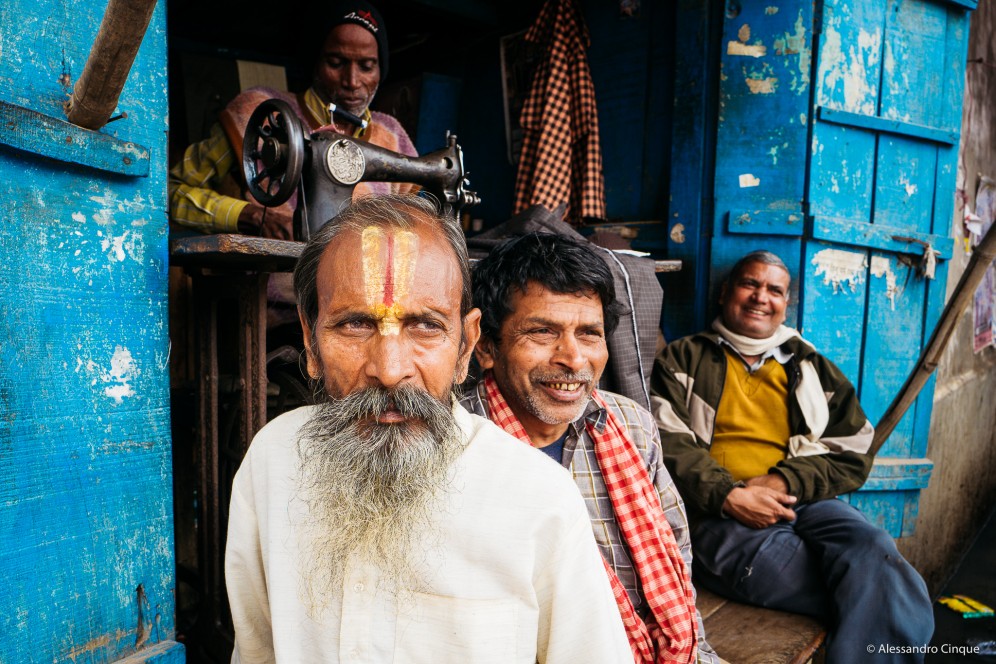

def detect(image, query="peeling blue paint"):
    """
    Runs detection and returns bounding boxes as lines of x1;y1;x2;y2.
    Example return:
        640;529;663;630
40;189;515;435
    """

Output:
0;0;179;661
711;0;973;539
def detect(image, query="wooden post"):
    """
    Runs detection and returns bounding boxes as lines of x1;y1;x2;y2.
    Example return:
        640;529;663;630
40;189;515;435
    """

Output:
64;0;158;129
872;222;996;456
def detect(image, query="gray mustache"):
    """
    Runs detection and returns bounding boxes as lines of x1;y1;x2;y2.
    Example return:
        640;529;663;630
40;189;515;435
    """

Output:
330;385;450;423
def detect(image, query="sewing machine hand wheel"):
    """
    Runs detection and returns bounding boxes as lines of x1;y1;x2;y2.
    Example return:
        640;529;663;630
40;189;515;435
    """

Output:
242;99;304;207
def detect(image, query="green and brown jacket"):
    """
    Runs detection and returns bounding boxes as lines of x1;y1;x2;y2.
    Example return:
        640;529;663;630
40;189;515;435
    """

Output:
649;331;874;519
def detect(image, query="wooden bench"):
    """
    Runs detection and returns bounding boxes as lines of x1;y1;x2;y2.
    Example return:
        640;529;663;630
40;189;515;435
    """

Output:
697;586;826;664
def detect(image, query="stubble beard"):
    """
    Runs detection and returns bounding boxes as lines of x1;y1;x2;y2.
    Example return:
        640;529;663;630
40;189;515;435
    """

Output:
522;369;595;426
316;79;379;118
295;383;463;614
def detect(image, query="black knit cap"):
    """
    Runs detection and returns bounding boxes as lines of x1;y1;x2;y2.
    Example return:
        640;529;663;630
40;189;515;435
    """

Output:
322;1;390;81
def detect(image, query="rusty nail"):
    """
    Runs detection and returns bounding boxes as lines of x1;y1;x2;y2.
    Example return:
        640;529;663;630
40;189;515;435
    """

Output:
123;156;132;165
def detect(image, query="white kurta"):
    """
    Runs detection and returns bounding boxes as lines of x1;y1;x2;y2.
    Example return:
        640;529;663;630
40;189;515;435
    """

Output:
226;404;631;663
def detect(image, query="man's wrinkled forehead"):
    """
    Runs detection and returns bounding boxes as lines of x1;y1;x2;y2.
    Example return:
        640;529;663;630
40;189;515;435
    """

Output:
316;220;463;314
735;260;791;284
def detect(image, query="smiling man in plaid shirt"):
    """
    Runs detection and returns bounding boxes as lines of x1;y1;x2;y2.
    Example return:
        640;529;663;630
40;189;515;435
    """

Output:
461;233;719;664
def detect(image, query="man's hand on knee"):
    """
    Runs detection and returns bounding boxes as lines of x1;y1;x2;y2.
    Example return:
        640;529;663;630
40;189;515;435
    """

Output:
745;473;790;494
722;485;797;529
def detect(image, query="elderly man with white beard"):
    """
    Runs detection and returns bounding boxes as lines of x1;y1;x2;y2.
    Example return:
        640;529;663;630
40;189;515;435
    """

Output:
224;194;631;664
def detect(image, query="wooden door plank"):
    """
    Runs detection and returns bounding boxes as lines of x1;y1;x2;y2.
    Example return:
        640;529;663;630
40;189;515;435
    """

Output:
801;244;869;388
858;250;926;457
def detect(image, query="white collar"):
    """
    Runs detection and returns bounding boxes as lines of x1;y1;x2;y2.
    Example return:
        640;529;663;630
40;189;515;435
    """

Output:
711;317;799;363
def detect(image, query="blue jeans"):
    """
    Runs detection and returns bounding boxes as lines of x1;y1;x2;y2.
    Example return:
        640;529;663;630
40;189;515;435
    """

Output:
692;499;933;663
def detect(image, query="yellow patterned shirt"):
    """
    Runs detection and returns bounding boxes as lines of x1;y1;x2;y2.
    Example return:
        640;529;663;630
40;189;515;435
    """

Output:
168;88;371;233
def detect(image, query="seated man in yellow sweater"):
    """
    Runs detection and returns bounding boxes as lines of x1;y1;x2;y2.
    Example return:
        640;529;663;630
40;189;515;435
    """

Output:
650;251;933;664
169;0;416;239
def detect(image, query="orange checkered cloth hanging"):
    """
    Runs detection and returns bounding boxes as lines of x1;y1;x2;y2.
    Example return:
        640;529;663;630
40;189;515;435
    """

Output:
512;0;606;223
482;374;698;663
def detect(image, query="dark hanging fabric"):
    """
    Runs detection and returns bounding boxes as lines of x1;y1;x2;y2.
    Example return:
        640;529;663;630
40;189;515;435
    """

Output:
512;0;607;223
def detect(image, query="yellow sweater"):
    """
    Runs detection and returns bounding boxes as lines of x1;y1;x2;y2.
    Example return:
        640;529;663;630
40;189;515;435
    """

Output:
709;350;791;481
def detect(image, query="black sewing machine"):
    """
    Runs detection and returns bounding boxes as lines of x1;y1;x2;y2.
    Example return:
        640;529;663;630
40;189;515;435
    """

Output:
240;99;480;240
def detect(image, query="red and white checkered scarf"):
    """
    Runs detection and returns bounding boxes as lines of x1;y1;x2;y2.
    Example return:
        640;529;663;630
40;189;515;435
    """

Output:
482;373;697;663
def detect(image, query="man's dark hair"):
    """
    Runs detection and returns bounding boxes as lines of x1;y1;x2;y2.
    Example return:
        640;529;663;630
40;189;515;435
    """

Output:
724;250;791;290
472;232;624;343
294;194;472;334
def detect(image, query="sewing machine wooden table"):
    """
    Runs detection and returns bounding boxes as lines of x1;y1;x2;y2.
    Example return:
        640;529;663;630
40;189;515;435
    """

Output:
169;233;303;655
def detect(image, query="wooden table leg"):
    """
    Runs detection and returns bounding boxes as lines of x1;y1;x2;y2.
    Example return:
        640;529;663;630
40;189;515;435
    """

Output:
236;273;269;455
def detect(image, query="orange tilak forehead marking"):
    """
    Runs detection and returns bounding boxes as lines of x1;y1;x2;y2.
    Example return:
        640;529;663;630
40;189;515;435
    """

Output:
361;226;419;335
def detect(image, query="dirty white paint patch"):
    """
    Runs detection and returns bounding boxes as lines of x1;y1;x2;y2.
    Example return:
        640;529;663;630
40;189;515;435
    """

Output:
109;141;150;160
76;346;140;404
670;223;686;243
817;24;880;114
899;175;918;198
787;12;812;94
746;77;778;94
100;230;145;264
104;347;139;403
65;635;111;661
870;255;900;310
728;41;767;58
884;38;896;77
728;26;766;58
88;188;150;222
773;14;805;55
765;6;779;15
881;41;912;120
812;248;867;293
739;173;761;188
72;212;85;223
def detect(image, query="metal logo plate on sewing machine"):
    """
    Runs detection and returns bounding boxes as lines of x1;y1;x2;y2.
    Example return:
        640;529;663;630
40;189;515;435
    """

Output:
326;139;365;186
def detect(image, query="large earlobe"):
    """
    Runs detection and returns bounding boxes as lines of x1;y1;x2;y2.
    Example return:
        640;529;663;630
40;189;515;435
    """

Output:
455;308;483;383
298;308;321;380
718;281;728;306
473;336;497;372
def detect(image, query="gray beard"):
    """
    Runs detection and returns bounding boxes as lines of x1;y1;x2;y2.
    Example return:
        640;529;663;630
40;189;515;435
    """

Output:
295;385;463;612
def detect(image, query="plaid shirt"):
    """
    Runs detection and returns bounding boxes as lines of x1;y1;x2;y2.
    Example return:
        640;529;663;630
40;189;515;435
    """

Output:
460;381;719;664
513;0;606;222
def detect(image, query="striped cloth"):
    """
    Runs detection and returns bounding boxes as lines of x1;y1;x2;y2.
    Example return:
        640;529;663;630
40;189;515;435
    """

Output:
512;0;606;223
482;374;697;663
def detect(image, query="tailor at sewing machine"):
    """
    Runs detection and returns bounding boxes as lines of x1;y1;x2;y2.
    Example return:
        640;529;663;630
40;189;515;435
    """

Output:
242;98;481;240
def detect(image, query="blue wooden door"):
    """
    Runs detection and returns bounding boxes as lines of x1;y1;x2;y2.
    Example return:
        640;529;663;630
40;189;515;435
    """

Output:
709;0;975;536
0;1;182;661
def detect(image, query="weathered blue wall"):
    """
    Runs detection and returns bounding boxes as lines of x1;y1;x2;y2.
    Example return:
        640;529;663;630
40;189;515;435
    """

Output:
668;0;974;539
0;0;181;662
